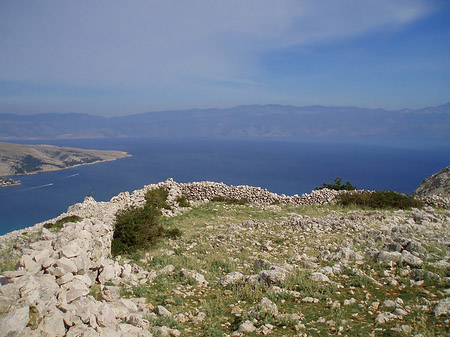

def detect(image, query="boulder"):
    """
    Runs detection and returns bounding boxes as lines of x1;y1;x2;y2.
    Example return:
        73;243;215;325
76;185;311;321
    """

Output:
401;250;423;267
55;257;78;275
434;297;450;317
311;272;331;282
155;305;172;317
377;251;402;264
100;286;120;302
0;306;29;336
180;268;208;287
237;320;257;333
96;302;118;329
98;264;116;284
219;271;244;287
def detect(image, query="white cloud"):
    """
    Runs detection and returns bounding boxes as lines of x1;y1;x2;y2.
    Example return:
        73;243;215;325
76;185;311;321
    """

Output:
0;0;436;91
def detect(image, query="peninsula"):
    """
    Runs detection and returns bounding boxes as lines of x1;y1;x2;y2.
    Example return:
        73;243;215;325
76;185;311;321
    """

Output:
0;142;130;178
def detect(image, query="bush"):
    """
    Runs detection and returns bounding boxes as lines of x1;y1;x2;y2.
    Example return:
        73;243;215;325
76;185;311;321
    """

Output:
111;187;181;256
176;195;190;207
111;205;163;256
316;177;356;191
337;190;424;209
145;187;171;210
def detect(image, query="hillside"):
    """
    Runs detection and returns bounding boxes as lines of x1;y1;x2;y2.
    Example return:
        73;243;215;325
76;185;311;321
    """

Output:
415;166;450;198
0;102;449;140
0;142;130;176
0;179;449;336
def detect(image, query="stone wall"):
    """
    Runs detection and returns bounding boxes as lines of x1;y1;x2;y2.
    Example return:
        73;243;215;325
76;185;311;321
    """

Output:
0;178;445;336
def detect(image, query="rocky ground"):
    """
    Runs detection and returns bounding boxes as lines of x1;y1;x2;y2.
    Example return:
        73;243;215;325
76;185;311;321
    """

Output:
415;166;450;199
0;179;449;336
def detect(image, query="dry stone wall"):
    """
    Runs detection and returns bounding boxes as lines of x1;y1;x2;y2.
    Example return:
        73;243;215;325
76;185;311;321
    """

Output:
0;178;445;336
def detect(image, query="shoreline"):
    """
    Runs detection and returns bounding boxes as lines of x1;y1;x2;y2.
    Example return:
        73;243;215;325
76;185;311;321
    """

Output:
1;152;131;180
0;178;21;188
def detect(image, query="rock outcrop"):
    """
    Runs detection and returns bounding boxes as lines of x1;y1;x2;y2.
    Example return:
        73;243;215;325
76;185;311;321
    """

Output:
415;166;450;198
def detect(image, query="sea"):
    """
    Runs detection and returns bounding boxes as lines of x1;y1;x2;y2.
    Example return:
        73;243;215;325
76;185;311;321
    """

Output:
1;137;449;235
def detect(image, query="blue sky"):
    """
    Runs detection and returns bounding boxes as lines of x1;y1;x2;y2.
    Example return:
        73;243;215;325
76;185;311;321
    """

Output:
0;0;449;116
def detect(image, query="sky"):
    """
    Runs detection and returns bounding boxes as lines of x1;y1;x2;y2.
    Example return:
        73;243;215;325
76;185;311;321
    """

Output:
0;0;449;116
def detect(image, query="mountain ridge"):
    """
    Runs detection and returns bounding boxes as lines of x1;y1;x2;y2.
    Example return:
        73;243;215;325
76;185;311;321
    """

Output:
1;102;449;140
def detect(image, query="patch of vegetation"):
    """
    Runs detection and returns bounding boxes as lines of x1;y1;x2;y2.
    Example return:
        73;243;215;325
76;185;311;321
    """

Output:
0;256;17;273
44;215;83;231
176;195;191;207
164;227;182;239
111;205;164;256
148;315;181;330
145;187;172;210
14;155;45;174
211;195;248;205
111;187;181;256
316;177;356;191
337;190;424;209
88;284;101;300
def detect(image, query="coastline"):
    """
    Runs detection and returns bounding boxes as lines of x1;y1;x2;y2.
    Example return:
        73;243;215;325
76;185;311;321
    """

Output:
0;178;21;188
2;152;131;180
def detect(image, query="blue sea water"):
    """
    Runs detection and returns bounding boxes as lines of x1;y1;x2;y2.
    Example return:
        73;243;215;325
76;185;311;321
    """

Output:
1;137;449;235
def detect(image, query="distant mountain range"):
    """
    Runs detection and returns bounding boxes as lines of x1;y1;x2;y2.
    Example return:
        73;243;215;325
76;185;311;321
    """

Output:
1;102;449;140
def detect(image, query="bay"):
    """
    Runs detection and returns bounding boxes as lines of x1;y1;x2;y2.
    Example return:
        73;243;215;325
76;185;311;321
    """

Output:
1;137;449;235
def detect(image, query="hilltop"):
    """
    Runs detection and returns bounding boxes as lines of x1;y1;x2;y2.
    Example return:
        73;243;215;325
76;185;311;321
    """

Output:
0;179;449;336
0;142;130;177
415;166;450;199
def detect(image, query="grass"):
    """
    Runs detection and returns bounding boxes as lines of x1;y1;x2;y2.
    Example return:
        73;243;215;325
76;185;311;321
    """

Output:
43;215;83;231
104;199;450;335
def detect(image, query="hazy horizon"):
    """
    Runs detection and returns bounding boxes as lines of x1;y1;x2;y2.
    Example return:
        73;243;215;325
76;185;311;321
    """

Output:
1;1;450;116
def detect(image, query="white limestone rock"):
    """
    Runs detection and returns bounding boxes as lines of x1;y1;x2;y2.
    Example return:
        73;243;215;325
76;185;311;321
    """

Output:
434;297;450;317
311;272;331;283
219;271;245;287
155;305;172;317
237;320;257;333
100;285;120;302
96;302;118;329
0;306;29;336
180;268;208;287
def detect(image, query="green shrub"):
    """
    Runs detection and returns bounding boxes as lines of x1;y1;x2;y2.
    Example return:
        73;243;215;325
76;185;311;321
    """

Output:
145;187;171;210
212;196;248;205
337;190;424;209
111;205;163;256
111;187;181;256
316;177;356;191
44;215;83;231
176;195;190;207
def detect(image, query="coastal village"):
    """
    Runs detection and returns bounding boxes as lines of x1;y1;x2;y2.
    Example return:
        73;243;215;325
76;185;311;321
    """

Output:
0;177;20;188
